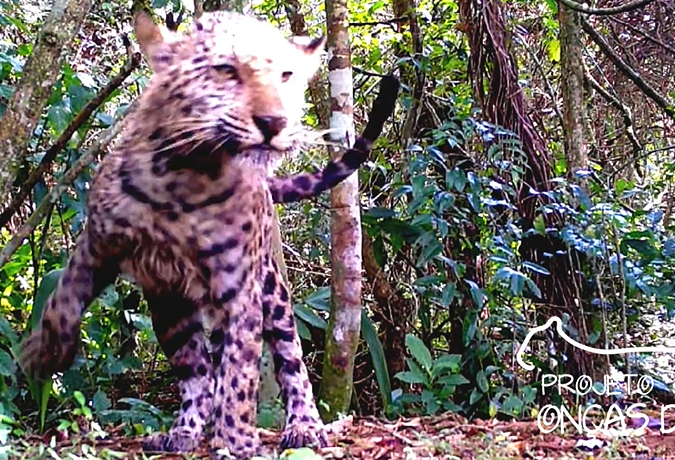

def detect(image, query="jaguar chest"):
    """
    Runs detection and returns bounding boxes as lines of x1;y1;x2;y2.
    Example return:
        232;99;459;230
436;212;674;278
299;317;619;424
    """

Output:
96;153;274;299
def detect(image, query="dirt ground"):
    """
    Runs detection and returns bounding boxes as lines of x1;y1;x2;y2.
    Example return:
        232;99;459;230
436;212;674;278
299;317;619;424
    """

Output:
15;412;675;459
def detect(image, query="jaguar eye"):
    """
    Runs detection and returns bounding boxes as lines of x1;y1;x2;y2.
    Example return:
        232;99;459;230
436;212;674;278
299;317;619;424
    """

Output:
213;63;239;79
281;71;293;82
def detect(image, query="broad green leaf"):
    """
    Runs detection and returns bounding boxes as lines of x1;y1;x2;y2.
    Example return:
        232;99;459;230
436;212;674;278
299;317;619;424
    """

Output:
92;390;111;413
304;287;330;311
293;304;327;330
394;371;427;385
405;334;432;372
476;370;489;393
30;268;65;331
295;319;311;341
522;261;551;276
73;390;85;407
438;374;470;386
0;316;18;347
0;349;15;376
361;310;391;408
364;207;397;219
546;38;560;63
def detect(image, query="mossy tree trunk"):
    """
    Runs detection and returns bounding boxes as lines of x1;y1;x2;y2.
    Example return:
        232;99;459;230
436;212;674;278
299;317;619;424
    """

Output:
0;0;92;200
317;0;361;421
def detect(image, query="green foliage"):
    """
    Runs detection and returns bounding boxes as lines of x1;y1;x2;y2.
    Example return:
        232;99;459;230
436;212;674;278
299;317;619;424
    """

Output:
393;334;468;415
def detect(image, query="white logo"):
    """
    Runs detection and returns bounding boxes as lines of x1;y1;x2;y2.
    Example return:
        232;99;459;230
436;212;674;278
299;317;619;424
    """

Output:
516;315;675;436
516;315;675;371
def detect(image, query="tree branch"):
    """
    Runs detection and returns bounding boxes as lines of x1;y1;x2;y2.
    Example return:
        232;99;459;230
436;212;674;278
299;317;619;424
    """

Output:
609;16;675;56
0;0;93;200
0;101;137;268
0;49;142;230
581;16;675;119
349;17;407;26
557;0;654;16
584;65;642;161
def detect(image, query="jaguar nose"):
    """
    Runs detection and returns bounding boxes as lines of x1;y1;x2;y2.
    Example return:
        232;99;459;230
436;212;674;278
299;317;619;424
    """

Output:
253;115;287;143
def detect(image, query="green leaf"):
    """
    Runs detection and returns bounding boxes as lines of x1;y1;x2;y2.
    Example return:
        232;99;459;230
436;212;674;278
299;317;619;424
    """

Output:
533;214;546;234
92;390;111;413
522;261;551;276
293;304;327;330
47;103;71;134
546;38;560;63
0;316;18;347
466;280;486;309
438;374;470;386
361;310;391;409
432;354;461;376
441;283;457;307
73;390;86;407
364;207;397;219
295;319;311;341
476;370;489;393
394;371;427;384
30;268;65;331
501;395;523;416
0;349;16;376
304;287;330;311
405;334;433;372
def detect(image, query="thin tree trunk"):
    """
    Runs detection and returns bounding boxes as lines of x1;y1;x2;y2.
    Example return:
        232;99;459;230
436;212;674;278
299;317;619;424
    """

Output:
318;0;361;420
0;0;92;200
559;5;588;178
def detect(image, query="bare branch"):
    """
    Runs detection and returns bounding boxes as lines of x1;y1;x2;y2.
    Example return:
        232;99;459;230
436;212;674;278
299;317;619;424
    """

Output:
557;0;654;16
581;16;675;120
609;16;675;56
349;17;408;26
584;65;642;162
0;51;142;230
0;101;138;268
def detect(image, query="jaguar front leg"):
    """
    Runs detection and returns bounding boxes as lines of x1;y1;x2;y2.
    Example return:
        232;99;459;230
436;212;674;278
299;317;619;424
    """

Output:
200;243;265;459
141;294;213;453
261;258;328;450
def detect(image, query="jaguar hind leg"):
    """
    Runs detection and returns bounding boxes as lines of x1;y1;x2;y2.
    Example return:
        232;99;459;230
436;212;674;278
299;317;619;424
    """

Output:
261;259;328;451
141;294;213;453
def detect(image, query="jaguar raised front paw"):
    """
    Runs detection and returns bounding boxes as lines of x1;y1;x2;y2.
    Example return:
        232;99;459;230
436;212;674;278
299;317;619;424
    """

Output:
141;429;201;453
280;419;329;451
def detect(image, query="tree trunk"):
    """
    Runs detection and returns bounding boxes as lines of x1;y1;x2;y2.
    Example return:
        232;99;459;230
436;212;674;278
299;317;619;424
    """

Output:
318;0;361;421
0;0;92;201
559;5;588;178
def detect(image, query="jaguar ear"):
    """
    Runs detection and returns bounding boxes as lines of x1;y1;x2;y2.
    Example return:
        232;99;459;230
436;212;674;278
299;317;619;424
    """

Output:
289;35;326;75
133;11;178;73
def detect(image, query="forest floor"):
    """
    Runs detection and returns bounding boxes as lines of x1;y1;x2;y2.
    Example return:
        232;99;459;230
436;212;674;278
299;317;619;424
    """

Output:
8;411;675;460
